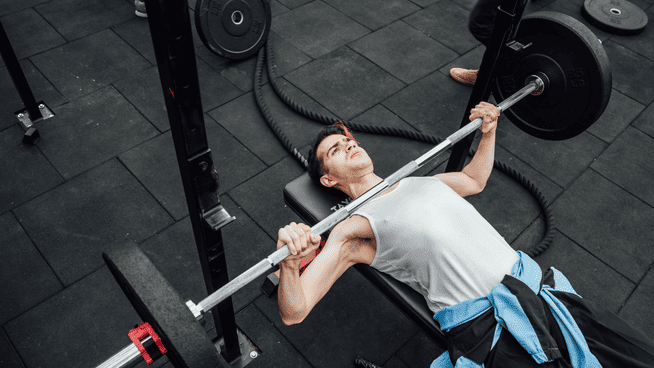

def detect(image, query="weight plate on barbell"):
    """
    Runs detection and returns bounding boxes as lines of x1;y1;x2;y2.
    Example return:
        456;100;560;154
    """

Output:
103;243;223;368
195;0;271;60
582;0;648;36
493;11;612;141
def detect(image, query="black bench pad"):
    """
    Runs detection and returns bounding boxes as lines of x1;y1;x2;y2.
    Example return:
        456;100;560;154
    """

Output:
283;173;447;348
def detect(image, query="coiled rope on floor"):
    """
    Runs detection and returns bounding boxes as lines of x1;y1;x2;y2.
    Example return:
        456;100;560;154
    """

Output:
253;38;555;257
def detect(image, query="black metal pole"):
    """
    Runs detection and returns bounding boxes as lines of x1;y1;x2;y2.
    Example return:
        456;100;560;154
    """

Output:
445;0;529;172
144;0;240;361
0;18;42;121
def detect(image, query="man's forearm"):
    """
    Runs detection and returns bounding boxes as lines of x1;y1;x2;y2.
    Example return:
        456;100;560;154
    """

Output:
462;130;496;189
278;262;308;325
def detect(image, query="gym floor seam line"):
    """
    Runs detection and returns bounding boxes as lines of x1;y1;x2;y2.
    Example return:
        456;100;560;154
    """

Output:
616;259;654;314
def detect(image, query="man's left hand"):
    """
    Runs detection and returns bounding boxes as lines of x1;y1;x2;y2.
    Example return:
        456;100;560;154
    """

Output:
470;101;499;134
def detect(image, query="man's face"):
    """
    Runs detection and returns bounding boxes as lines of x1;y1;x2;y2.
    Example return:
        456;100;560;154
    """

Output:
316;134;373;188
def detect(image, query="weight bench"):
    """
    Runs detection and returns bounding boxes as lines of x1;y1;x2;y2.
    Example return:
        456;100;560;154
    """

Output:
283;172;448;348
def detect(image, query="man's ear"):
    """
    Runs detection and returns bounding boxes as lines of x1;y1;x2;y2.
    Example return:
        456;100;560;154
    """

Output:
320;174;339;188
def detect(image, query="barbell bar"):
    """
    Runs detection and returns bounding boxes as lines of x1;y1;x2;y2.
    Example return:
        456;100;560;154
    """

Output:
97;74;545;368
198;73;547;312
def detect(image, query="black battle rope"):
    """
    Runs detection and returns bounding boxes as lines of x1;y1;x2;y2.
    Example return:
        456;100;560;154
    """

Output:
253;39;555;257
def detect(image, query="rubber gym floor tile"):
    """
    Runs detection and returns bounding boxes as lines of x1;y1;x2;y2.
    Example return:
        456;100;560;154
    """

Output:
265;32;313;78
323;0;420;31
195;57;244;112
196;45;260;94
0;59;67;131
587;89;645;143
533;231;636;314
255;267;419;368
438;44;486;74
396;332;447;367
632;101;654;138
4;265;165;368
610;5;654;64
111;16;157;66
34;0;134;41
13;159;174;286
113;66;169;132
0;125;64;214
493;144;563;205
276;0;313;10
218;195;291;311
35;86;159;179
404;0;480;55
270;0;290;17
0;329;24;368
591;127;654;207
0;0;47;17
255;80;338;147
0;8;66;61
382;71;478;139
227;156;307;239
271;1;370;59
29;29;151;102
209;92;292;166
551;169;654;283
509;212;548;253
0;212;62;326
286;47;406;120
349;21;458;84
119;118;267;220
453;152;556;246
449;0;477;10
618;265;654;342
384;356;410;368
494;115;607;187
136;204;274;317
235;304;313;368
603;40;654;106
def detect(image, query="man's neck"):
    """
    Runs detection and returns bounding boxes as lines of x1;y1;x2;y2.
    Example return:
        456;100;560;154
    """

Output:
342;173;385;200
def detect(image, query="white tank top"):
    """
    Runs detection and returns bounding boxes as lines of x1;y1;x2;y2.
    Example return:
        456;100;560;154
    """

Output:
352;176;519;313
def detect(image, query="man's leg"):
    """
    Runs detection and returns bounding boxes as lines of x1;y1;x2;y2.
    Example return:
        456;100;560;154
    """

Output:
450;0;503;85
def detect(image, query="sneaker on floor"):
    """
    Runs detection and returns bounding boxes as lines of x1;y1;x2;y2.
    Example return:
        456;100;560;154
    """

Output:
135;0;147;18
450;68;478;86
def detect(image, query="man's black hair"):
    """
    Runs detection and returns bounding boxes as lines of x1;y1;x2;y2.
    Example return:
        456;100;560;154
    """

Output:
307;122;356;189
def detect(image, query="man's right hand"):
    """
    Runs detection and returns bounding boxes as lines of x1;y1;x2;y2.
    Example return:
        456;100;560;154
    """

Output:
277;222;321;267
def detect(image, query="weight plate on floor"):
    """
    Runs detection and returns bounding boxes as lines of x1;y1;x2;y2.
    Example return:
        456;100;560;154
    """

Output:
196;0;271;60
582;0;648;35
493;11;612;141
103;243;223;368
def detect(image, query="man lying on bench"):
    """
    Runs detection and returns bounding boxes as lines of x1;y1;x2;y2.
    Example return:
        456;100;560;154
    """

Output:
274;102;654;367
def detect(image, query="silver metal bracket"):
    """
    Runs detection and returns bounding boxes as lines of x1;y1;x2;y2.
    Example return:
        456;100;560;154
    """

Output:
15;101;54;129
506;40;532;52
204;204;236;231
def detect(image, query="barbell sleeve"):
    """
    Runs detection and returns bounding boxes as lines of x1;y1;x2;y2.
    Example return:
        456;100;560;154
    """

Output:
95;76;543;368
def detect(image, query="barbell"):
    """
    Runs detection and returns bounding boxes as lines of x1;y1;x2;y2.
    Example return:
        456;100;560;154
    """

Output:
97;11;611;368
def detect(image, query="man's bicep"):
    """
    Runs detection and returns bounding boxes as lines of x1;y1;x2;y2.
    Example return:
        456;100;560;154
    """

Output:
434;171;483;197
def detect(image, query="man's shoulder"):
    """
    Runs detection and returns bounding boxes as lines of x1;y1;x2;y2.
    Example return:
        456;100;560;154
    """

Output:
334;215;375;241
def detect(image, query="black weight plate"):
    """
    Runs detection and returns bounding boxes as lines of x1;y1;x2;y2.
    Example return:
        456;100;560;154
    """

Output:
493;11;612;141
196;0;271;60
103;243;223;368
582;0;648;35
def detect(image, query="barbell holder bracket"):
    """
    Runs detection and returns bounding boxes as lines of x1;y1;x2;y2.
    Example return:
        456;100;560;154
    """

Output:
203;204;236;231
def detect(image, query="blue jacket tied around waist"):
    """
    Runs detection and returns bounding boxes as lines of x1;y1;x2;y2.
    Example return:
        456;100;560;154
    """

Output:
431;251;602;368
